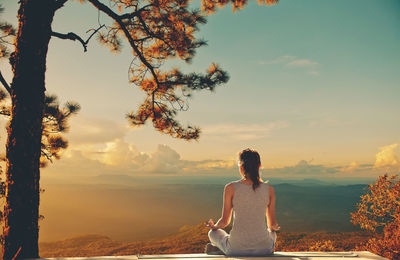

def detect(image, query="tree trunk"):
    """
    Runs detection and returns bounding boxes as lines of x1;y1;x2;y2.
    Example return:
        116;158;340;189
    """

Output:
2;1;55;259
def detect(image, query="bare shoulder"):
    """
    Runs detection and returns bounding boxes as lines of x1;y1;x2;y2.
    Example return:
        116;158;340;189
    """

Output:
266;183;275;194
224;182;235;194
225;182;234;190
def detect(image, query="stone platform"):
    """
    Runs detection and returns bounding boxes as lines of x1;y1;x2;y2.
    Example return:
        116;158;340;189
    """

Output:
32;251;387;260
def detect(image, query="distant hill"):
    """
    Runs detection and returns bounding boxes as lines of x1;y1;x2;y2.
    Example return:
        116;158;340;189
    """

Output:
38;182;367;242
274;183;366;232
39;222;376;258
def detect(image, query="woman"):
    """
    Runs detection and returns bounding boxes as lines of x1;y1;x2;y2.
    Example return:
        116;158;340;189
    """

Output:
205;148;280;256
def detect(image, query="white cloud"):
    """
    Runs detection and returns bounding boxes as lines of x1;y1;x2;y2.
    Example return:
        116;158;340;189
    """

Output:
263;160;340;177
41;119;400;180
308;70;319;76
286;59;319;67
259;55;296;65
100;138;139;166
45;142;190;175
66;116;130;145
42;116;245;175
203;121;290;141
187;159;236;171
42;141;400;180
41;149;110;176
260;55;320;76
140;144;183;173
335;143;400;176
341;161;360;172
374;143;399;168
43;139;239;177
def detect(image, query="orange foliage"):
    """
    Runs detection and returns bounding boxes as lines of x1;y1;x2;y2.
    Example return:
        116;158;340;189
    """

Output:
351;174;400;260
201;0;278;14
308;240;335;252
274;231;375;252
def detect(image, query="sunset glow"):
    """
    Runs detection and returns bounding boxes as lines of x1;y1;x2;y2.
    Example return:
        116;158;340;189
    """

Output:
0;1;399;254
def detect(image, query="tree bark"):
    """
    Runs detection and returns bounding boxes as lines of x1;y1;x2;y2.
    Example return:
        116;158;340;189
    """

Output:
2;1;55;259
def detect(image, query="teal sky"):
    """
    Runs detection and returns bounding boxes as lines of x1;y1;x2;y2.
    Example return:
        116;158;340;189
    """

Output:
0;0;399;181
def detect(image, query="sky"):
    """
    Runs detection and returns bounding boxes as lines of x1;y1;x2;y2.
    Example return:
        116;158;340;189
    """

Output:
0;0;399;182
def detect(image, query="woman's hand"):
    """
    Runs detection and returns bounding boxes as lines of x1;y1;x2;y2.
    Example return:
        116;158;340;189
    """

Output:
205;219;218;230
270;223;281;232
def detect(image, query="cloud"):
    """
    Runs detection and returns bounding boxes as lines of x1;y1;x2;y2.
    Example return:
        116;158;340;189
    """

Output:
183;159;237;175
260;55;320;76
259;55;296;65
263;160;340;177
42;142;400;181
42;121;400;180
286;59;319;67
66;116;129;145
374;143;399;168
261;160;394;180
44;142;192;175
341;161;360;172
42;115;242;176
308;70;319;76
42;149;110;176
203;121;290;141
43;137;241;177
100;138;139;166
140;144;183;173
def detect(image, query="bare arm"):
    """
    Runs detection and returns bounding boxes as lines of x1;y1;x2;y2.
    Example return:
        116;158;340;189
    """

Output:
207;183;233;230
266;184;280;231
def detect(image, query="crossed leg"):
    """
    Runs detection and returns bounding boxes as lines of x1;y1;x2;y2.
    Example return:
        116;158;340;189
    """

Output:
208;229;230;255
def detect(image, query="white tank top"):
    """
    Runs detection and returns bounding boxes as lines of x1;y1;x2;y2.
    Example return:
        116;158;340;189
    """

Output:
227;180;275;255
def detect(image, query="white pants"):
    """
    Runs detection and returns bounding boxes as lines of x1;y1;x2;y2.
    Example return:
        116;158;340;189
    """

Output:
208;229;276;256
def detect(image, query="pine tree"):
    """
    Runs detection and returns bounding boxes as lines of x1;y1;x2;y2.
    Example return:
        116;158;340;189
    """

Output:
1;4;81;258
0;0;277;258
1;10;80;247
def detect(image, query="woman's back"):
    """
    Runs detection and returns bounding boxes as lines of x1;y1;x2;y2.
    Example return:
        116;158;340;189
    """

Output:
227;180;275;255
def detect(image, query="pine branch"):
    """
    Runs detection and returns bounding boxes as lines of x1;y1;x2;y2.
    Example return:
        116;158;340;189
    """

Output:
88;0;158;83
136;13;174;51
0;70;11;94
88;0;161;115
51;31;88;52
119;4;153;19
51;24;105;52
41;149;53;163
